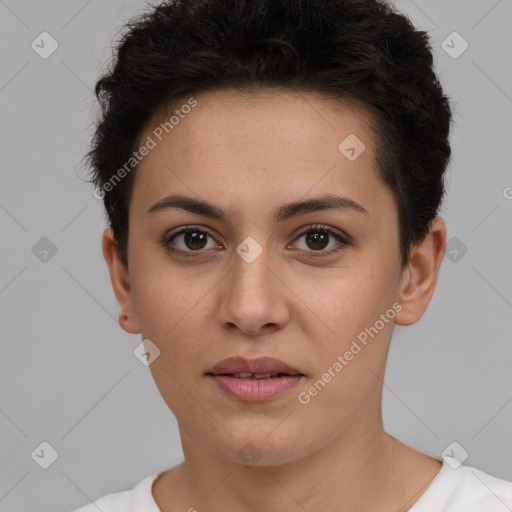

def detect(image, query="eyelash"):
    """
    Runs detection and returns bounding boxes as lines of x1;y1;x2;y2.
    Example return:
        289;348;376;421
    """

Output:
163;224;350;259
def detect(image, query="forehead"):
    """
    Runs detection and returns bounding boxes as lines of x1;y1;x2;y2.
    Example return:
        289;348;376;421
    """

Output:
130;88;391;223
144;87;376;154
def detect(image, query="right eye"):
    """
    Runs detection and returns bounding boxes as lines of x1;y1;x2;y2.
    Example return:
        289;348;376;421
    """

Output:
163;226;222;256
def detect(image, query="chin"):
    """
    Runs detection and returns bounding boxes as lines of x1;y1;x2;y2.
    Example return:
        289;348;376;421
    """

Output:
206;424;313;468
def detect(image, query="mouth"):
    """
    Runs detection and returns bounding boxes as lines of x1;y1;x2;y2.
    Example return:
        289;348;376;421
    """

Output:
212;371;302;379
206;356;305;402
207;355;304;376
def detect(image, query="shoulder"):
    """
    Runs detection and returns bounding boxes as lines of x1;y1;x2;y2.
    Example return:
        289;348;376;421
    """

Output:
413;461;512;511
69;471;162;512
451;465;512;509
71;491;130;512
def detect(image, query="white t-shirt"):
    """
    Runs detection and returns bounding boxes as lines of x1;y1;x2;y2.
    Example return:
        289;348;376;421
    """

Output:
71;460;512;512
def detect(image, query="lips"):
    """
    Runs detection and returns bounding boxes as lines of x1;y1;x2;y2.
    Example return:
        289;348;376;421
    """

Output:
207;356;303;377
206;356;305;402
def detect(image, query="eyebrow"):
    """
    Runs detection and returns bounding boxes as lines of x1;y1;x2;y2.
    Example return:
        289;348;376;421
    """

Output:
147;193;368;224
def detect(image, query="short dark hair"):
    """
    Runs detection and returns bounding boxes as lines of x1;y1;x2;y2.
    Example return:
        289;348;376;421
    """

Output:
86;0;453;269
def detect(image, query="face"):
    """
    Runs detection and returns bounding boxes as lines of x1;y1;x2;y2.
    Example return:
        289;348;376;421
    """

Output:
103;88;442;466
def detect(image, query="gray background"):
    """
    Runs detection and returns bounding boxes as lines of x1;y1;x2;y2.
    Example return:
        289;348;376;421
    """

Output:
0;0;511;510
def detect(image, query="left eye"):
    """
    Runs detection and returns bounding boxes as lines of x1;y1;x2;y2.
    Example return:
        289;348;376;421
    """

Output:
291;225;348;256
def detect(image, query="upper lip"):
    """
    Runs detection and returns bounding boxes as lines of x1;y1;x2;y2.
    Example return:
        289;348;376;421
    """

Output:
207;356;303;376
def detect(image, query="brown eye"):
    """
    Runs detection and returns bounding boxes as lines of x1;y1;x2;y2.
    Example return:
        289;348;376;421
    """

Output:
165;227;218;254
182;230;208;250
292;224;349;258
304;231;329;251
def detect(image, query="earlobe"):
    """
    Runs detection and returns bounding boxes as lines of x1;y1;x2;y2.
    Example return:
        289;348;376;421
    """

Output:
102;227;141;334
394;217;447;326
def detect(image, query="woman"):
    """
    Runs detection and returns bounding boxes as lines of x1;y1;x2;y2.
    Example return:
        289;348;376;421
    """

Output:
73;0;512;510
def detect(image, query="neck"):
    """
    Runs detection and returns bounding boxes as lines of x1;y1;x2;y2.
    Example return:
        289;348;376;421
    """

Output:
162;414;416;511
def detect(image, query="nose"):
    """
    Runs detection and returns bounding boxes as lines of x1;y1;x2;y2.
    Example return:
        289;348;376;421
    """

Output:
217;245;290;337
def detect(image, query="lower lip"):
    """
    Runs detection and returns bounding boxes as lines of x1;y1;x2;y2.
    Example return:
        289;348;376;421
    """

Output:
207;374;303;402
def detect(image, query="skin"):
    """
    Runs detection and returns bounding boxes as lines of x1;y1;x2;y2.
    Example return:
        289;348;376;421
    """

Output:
102;88;447;512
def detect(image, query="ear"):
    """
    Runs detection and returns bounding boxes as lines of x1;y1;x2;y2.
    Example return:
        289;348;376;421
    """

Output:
102;227;141;334
394;217;447;326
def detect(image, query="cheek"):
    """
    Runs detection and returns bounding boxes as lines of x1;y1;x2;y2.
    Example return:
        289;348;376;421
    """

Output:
298;264;397;343
293;262;398;398
132;269;212;413
129;262;224;405
130;250;211;338
295;283;394;426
